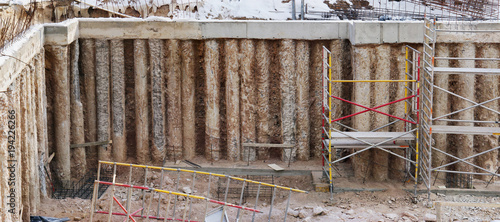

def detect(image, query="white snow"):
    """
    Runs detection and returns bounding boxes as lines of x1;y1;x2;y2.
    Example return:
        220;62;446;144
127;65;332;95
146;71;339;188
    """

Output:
198;0;331;20
4;0;492;20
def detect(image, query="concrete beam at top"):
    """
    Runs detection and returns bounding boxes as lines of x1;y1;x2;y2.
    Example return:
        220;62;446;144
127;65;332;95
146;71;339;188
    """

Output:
44;19;79;45
348;21;424;45
0;25;44;91
43;18;500;45
76;19;350;40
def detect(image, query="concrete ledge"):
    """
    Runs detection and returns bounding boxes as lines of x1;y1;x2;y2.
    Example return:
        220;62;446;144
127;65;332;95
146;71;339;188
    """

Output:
78;19;202;39
245;21;345;39
0;25;44;91
78;19;348;40
381;22;399;43
436;22;500;43
44;19;78;45
201;21;247;38
349;21;424;45
399;22;424;43
46;18;500;44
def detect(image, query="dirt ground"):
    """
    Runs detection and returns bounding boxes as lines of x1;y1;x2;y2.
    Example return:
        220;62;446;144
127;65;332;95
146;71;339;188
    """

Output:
36;158;500;222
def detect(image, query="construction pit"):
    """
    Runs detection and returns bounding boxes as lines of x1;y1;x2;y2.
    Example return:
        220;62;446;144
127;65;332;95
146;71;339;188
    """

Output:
2;2;500;222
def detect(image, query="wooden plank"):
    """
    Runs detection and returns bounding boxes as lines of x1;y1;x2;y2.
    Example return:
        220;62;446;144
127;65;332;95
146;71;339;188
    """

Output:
323;139;409;148
241;143;294;148
431;125;500;135
429;67;500;75
268;164;284;171
160;167;312;176
70;140;112;149
329;132;415;140
47;152;55;164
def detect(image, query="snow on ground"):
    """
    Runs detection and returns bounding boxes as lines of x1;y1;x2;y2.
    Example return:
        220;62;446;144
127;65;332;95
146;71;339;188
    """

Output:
198;0;330;20
3;0;482;20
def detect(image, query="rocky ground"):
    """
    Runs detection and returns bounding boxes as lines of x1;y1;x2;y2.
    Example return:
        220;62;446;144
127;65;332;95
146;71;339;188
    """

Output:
35;158;500;221
37;181;500;222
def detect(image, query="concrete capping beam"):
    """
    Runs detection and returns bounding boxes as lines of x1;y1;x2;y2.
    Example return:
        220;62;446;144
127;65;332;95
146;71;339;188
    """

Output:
436;21;500;43
77;19;348;40
245;20;347;39
0;25;44;91
78;18;202;39
44;19;79;45
348;21;424;45
48;18;500;44
201;21;247;38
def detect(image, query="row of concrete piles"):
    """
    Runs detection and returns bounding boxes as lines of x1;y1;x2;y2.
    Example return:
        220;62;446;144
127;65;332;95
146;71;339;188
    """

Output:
46;38;345;180
0;53;45;222
432;43;500;181
335;43;500;182
44;37;500;184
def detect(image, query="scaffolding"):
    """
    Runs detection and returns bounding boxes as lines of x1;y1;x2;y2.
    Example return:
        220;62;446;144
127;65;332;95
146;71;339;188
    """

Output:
420;17;500;201
321;46;421;200
89;161;308;222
